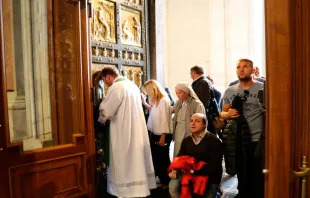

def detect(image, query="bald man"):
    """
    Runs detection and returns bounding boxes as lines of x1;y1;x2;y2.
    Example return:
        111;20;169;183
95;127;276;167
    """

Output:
169;113;222;198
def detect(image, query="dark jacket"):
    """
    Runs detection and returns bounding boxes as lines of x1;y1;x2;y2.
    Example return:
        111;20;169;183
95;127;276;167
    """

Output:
191;76;212;112
213;87;222;105
165;87;175;106
222;95;251;176
222;119;237;176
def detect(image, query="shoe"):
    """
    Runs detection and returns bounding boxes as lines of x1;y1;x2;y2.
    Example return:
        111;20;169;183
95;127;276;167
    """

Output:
156;183;169;191
160;185;169;190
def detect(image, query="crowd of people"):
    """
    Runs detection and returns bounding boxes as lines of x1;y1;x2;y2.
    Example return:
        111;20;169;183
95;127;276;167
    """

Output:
98;58;265;198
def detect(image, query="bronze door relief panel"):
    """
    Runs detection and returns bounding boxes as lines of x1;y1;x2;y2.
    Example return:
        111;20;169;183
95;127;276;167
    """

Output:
91;0;147;88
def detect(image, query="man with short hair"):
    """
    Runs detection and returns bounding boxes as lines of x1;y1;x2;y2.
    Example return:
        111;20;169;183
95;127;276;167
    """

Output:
220;58;264;198
190;65;212;112
168;113;222;198
229;65;265;86
98;66;156;198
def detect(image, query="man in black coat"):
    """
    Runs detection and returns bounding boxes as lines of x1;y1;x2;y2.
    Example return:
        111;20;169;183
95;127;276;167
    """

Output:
190;65;212;113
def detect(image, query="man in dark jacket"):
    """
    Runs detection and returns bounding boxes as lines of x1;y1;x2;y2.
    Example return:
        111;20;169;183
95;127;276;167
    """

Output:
191;65;216;134
168;113;222;198
190;65;212;112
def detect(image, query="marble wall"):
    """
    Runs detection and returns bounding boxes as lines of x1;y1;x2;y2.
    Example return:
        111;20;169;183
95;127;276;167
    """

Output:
163;0;266;95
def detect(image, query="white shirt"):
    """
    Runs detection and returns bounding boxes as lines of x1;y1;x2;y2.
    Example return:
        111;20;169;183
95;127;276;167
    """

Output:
191;130;207;145
147;97;172;135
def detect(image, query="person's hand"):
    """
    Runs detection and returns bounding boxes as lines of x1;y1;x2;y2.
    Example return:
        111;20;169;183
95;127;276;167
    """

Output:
228;108;239;118
158;135;166;147
141;93;147;104
168;170;177;179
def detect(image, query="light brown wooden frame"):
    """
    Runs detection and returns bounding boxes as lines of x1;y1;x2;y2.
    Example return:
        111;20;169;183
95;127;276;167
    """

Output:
0;0;95;197
265;0;310;197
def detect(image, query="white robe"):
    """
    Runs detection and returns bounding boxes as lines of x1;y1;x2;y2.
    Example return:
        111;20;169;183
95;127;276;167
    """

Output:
98;78;156;197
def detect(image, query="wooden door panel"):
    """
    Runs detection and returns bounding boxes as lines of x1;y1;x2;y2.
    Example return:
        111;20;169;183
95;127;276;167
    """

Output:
266;0;310;198
51;0;85;145
10;153;87;198
0;0;93;197
291;0;310;197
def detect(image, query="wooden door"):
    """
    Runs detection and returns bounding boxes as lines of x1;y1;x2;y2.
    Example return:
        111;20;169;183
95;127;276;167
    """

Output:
265;0;310;197
0;0;95;197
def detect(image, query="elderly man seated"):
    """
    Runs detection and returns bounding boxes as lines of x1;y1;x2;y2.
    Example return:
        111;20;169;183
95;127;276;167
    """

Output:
168;113;223;198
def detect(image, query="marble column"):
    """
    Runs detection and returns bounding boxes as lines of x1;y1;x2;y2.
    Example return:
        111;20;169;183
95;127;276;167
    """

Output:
8;0;28;142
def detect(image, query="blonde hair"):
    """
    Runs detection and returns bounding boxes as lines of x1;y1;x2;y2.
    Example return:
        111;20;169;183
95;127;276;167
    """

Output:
141;80;167;107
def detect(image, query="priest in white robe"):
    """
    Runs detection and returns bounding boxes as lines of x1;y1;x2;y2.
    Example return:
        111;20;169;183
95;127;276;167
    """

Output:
98;66;156;198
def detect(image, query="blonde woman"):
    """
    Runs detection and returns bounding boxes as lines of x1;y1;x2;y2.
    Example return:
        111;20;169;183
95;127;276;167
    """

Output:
141;80;173;187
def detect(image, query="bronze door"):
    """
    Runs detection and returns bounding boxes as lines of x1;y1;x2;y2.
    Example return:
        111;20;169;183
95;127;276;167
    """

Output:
90;0;148;87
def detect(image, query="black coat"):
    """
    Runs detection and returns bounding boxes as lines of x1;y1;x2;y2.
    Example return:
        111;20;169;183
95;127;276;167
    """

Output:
165;87;175;106
213;87;222;105
191;76;212;112
222;95;251;176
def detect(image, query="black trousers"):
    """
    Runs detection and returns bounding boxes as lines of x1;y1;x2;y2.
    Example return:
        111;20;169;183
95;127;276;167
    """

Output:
149;132;172;185
236;142;265;198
